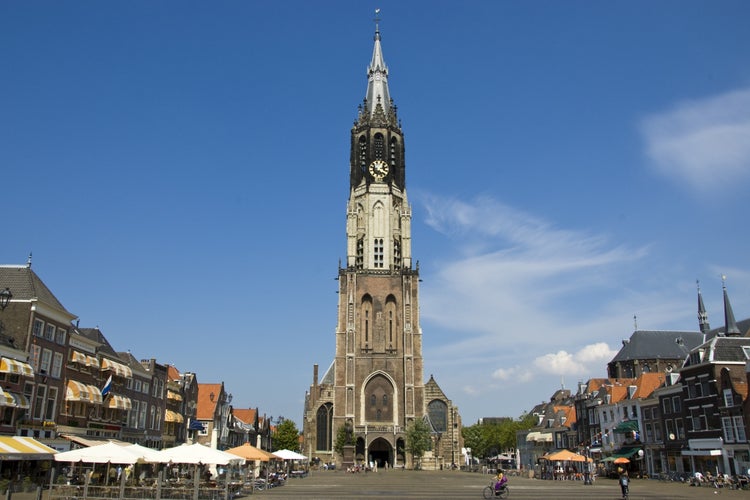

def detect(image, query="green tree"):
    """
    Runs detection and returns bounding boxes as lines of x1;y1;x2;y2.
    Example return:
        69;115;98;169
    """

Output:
405;418;431;468
272;418;301;452
333;421;353;455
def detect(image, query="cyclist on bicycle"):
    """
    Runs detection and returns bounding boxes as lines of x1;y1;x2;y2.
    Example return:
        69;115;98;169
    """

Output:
494;469;508;494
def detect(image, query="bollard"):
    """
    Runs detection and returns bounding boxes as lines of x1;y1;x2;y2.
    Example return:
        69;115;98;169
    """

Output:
35;486;42;500
4;486;11;500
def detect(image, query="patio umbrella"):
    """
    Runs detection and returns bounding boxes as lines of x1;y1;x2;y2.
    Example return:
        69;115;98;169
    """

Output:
53;441;143;465
614;457;630;464
160;443;243;465
272;449;308;461
125;443;166;463
225;443;274;462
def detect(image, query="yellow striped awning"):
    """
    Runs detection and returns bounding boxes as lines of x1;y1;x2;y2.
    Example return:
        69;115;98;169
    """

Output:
105;395;132;410
65;380;103;404
101;358;132;378
9;393;29;409
0;436;57;460
167;390;183;401
165;409;184;423
0;389;16;407
70;351;99;368
0;357;34;377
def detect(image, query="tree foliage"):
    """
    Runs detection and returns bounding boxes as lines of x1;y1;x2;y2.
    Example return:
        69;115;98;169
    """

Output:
461;413;536;459
405;418;432;466
272;418;301;452
333;421;353;455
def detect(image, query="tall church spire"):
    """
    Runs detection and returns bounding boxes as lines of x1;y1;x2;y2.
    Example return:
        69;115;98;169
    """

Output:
697;280;710;334
364;10;392;122
722;276;740;336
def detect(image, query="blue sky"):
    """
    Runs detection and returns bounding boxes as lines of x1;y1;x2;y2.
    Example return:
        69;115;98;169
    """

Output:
2;1;749;427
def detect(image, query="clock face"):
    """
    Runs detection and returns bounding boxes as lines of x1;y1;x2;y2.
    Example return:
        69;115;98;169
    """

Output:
368;160;389;180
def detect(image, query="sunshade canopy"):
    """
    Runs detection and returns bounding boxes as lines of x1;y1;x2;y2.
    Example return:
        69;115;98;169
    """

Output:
0;436;57;460
272;449;308;461
541;449;592;462
225;443;275;462
159;443;243;465
125;443;166;463
54;441;144;464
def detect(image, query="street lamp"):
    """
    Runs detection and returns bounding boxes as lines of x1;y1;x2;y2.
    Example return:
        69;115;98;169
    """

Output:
0;288;11;311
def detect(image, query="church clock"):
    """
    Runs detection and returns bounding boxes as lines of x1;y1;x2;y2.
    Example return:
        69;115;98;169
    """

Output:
368;160;389;181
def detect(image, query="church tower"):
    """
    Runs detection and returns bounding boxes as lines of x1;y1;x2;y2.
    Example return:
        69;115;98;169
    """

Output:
303;19;462;470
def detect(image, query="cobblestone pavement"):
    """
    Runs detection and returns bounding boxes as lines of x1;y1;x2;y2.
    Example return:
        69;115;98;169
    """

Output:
259;470;750;499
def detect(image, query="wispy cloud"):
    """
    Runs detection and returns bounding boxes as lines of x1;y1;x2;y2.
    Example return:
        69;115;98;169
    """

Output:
416;194;683;409
641;87;750;192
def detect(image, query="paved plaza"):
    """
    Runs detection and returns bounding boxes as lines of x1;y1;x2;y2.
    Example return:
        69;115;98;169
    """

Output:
259;470;750;499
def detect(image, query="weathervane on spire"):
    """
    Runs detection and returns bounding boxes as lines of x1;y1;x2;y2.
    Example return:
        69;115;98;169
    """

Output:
374;8;381;32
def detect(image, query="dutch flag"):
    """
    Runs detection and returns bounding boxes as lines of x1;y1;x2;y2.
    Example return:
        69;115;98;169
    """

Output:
101;375;113;398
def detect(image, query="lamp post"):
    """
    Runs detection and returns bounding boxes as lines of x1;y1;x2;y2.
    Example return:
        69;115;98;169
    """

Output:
0;288;11;336
0;288;11;311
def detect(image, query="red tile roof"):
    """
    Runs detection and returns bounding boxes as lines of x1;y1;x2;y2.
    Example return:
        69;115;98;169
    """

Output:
197;383;223;420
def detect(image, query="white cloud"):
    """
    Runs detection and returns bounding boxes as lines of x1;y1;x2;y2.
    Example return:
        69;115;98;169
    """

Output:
532;343;618;376
641;87;750;192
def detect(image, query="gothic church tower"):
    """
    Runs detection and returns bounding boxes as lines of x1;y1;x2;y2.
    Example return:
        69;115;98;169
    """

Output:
303;20;460;470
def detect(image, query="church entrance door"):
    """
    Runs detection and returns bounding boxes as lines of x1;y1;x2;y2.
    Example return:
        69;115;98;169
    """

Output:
368;437;392;468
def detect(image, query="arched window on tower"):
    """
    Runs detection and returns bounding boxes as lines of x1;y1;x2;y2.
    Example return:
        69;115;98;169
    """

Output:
390;137;399;168
374;133;384;160
316;403;333;451
356;237;364;270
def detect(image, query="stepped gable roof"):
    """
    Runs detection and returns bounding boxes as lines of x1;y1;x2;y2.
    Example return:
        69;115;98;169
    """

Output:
609;330;703;363
196;383;223;420
631;372;666;399
0;264;73;316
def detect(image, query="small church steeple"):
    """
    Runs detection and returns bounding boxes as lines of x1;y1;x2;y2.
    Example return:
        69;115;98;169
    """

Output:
722;275;740;336
697;280;710;334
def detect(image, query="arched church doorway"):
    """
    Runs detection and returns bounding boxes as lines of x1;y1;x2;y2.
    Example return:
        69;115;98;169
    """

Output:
368;437;392;468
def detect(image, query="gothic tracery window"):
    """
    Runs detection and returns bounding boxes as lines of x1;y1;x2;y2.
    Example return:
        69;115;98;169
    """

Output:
316;403;333;451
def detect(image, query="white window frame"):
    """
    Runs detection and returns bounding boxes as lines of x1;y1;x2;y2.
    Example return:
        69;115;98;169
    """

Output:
51;352;63;378
44;323;55;341
32;319;44;337
722;416;735;442
40;349;53;374
734;416;747;442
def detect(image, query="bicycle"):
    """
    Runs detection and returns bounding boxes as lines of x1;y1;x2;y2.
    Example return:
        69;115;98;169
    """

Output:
482;480;509;499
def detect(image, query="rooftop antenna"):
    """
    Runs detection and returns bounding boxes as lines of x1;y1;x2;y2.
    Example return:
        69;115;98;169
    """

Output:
633;314;638;330
26;252;32;268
